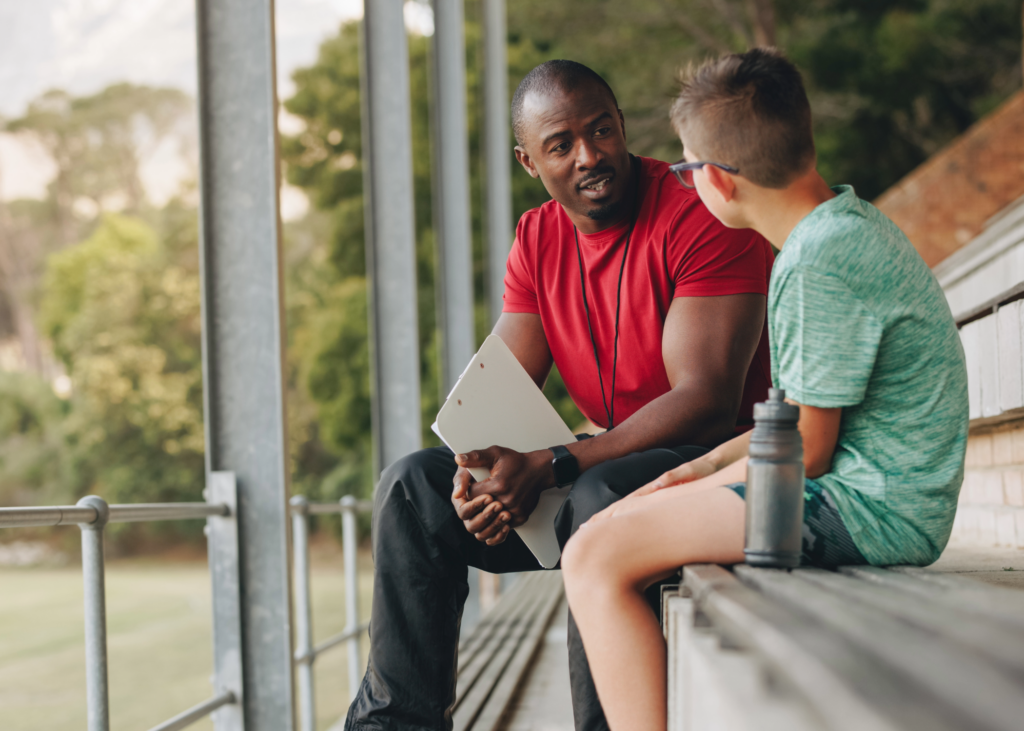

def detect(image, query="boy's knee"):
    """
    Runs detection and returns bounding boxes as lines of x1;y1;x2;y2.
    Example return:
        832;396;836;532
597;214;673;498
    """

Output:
562;526;625;615
561;527;601;586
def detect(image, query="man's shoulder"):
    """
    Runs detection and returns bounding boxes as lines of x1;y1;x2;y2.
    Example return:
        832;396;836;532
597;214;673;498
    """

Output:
520;196;568;225
515;197;567;247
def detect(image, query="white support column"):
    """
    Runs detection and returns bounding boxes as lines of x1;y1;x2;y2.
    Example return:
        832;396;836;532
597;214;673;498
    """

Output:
431;0;477;394
194;0;294;726
481;0;513;327
360;0;423;474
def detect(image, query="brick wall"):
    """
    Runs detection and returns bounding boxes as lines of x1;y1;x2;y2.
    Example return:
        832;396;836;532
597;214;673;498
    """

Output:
953;421;1024;547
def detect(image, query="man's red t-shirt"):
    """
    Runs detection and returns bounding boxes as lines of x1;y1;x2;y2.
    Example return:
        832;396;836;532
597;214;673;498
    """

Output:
503;156;773;432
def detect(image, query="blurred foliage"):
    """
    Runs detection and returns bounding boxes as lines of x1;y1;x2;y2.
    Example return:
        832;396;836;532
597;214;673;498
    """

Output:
38;212;204;509
507;0;1022;198
6;83;193;237
0;371;68;506
1;82;195;382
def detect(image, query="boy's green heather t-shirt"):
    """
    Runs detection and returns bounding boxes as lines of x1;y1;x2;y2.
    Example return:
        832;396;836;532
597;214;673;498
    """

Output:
769;185;969;566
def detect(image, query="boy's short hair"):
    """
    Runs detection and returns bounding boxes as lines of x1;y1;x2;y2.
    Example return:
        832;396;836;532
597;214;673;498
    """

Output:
670;48;815;189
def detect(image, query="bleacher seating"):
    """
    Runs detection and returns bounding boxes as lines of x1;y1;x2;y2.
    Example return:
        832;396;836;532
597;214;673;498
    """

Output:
664;564;1024;731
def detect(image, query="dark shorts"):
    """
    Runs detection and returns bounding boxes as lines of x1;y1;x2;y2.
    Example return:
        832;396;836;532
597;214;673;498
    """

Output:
726;480;867;569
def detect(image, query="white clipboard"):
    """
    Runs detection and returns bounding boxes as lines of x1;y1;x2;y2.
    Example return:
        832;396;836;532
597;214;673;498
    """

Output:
431;335;576;568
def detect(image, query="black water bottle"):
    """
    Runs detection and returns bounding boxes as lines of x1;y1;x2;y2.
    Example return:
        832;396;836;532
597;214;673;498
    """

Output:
744;388;804;568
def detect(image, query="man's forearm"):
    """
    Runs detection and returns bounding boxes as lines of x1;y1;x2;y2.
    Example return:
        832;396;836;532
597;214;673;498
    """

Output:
561;386;739;474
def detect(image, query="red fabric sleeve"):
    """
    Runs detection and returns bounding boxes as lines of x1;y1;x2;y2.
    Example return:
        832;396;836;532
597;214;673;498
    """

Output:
502;235;540;313
670;206;772;298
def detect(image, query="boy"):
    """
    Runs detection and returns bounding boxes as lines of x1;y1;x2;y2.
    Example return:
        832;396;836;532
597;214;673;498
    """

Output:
560;48;969;731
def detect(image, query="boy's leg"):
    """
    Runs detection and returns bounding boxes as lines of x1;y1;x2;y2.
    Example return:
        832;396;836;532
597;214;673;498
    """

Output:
345;446;542;731
553;446;709;731
561;484;746;731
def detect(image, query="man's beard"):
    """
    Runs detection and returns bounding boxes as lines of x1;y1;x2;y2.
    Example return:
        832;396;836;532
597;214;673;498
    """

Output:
585;198;626;222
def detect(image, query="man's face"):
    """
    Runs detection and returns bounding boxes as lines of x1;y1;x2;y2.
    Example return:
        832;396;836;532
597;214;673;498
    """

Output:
515;84;631;230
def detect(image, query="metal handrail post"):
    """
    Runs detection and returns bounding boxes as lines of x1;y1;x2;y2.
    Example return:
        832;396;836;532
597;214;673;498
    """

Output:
291;496;316;731
206;472;244;730
78;496;111;731
341;496;361;701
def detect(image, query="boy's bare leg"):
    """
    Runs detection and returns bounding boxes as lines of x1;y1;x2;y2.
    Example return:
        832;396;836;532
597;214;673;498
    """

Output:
561;481;746;731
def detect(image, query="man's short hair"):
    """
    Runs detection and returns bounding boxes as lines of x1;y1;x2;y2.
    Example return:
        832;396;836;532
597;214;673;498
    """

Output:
670;48;815;189
511;60;618;146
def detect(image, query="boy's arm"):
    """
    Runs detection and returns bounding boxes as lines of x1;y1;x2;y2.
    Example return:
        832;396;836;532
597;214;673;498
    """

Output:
633;430;751;496
795;401;841;478
639;399;841;492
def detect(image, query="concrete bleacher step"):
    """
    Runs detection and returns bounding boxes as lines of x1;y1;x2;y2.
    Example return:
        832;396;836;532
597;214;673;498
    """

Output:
453;571;564;731
666;563;1024;731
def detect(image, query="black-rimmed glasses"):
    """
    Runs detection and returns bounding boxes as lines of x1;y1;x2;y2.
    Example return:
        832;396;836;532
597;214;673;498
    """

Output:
669;160;739;189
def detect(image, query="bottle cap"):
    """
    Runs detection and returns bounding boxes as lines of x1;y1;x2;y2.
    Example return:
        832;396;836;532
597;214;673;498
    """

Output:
754;388;800;424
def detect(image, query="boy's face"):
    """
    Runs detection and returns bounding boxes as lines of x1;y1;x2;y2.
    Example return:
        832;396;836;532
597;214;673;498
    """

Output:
681;138;750;230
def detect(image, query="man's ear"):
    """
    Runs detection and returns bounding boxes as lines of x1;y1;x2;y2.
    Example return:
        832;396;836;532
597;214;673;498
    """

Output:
703;164;737;204
514;146;539;179
618;108;626;140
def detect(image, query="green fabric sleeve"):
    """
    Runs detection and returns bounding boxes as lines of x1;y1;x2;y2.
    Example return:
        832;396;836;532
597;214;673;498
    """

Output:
772;266;883;408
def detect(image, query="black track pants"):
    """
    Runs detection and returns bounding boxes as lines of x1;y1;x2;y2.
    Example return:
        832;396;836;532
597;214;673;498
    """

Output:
344;443;708;731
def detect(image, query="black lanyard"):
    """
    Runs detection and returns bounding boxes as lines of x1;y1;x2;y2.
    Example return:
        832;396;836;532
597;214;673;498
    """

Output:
573;157;641;429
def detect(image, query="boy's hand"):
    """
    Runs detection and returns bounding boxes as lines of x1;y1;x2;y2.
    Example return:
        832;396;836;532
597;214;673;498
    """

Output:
630;456;718;499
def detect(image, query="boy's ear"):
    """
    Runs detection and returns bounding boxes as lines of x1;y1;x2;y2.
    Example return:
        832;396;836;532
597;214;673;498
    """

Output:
703;164;737;203
515;146;540;179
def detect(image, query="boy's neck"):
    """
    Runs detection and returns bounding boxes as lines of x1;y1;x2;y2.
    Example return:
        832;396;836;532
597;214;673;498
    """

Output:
747;170;836;250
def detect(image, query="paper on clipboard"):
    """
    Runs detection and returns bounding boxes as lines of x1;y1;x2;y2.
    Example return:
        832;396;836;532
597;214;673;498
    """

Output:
432;334;576;568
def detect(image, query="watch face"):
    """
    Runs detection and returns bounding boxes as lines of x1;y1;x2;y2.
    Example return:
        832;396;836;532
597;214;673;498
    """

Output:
553;452;579;486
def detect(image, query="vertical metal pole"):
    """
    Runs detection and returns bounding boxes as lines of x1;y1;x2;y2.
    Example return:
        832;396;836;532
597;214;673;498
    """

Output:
341;496;361;702
194;0;295;728
206;472;245;731
77;496;110;731
290;497;316;731
481;0;513;327
431;0;477;394
360;0;423;475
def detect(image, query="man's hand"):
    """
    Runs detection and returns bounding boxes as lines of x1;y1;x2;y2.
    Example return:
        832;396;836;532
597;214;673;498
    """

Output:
451;446;555;545
452;475;509;546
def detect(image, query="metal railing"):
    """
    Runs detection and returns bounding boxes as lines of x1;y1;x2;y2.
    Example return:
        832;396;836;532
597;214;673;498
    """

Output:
0;477;373;731
0;472;243;731
290;495;373;731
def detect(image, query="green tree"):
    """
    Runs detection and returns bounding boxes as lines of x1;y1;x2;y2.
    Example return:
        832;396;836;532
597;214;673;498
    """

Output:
0;371;68;507
787;0;1023;197
6;84;193;237
39;213;205;508
506;0;1023;198
1;83;195;378
281;23;436;499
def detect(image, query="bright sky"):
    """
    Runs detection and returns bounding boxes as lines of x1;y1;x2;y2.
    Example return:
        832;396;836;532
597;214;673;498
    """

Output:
0;0;435;213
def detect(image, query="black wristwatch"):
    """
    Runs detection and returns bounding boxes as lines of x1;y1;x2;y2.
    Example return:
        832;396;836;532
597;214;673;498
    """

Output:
550;445;580;487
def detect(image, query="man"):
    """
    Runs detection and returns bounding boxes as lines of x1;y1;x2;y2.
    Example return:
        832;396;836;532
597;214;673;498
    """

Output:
345;60;773;731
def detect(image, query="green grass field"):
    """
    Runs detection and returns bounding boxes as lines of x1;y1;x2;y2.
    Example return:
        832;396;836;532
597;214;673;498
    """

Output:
0;552;373;731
